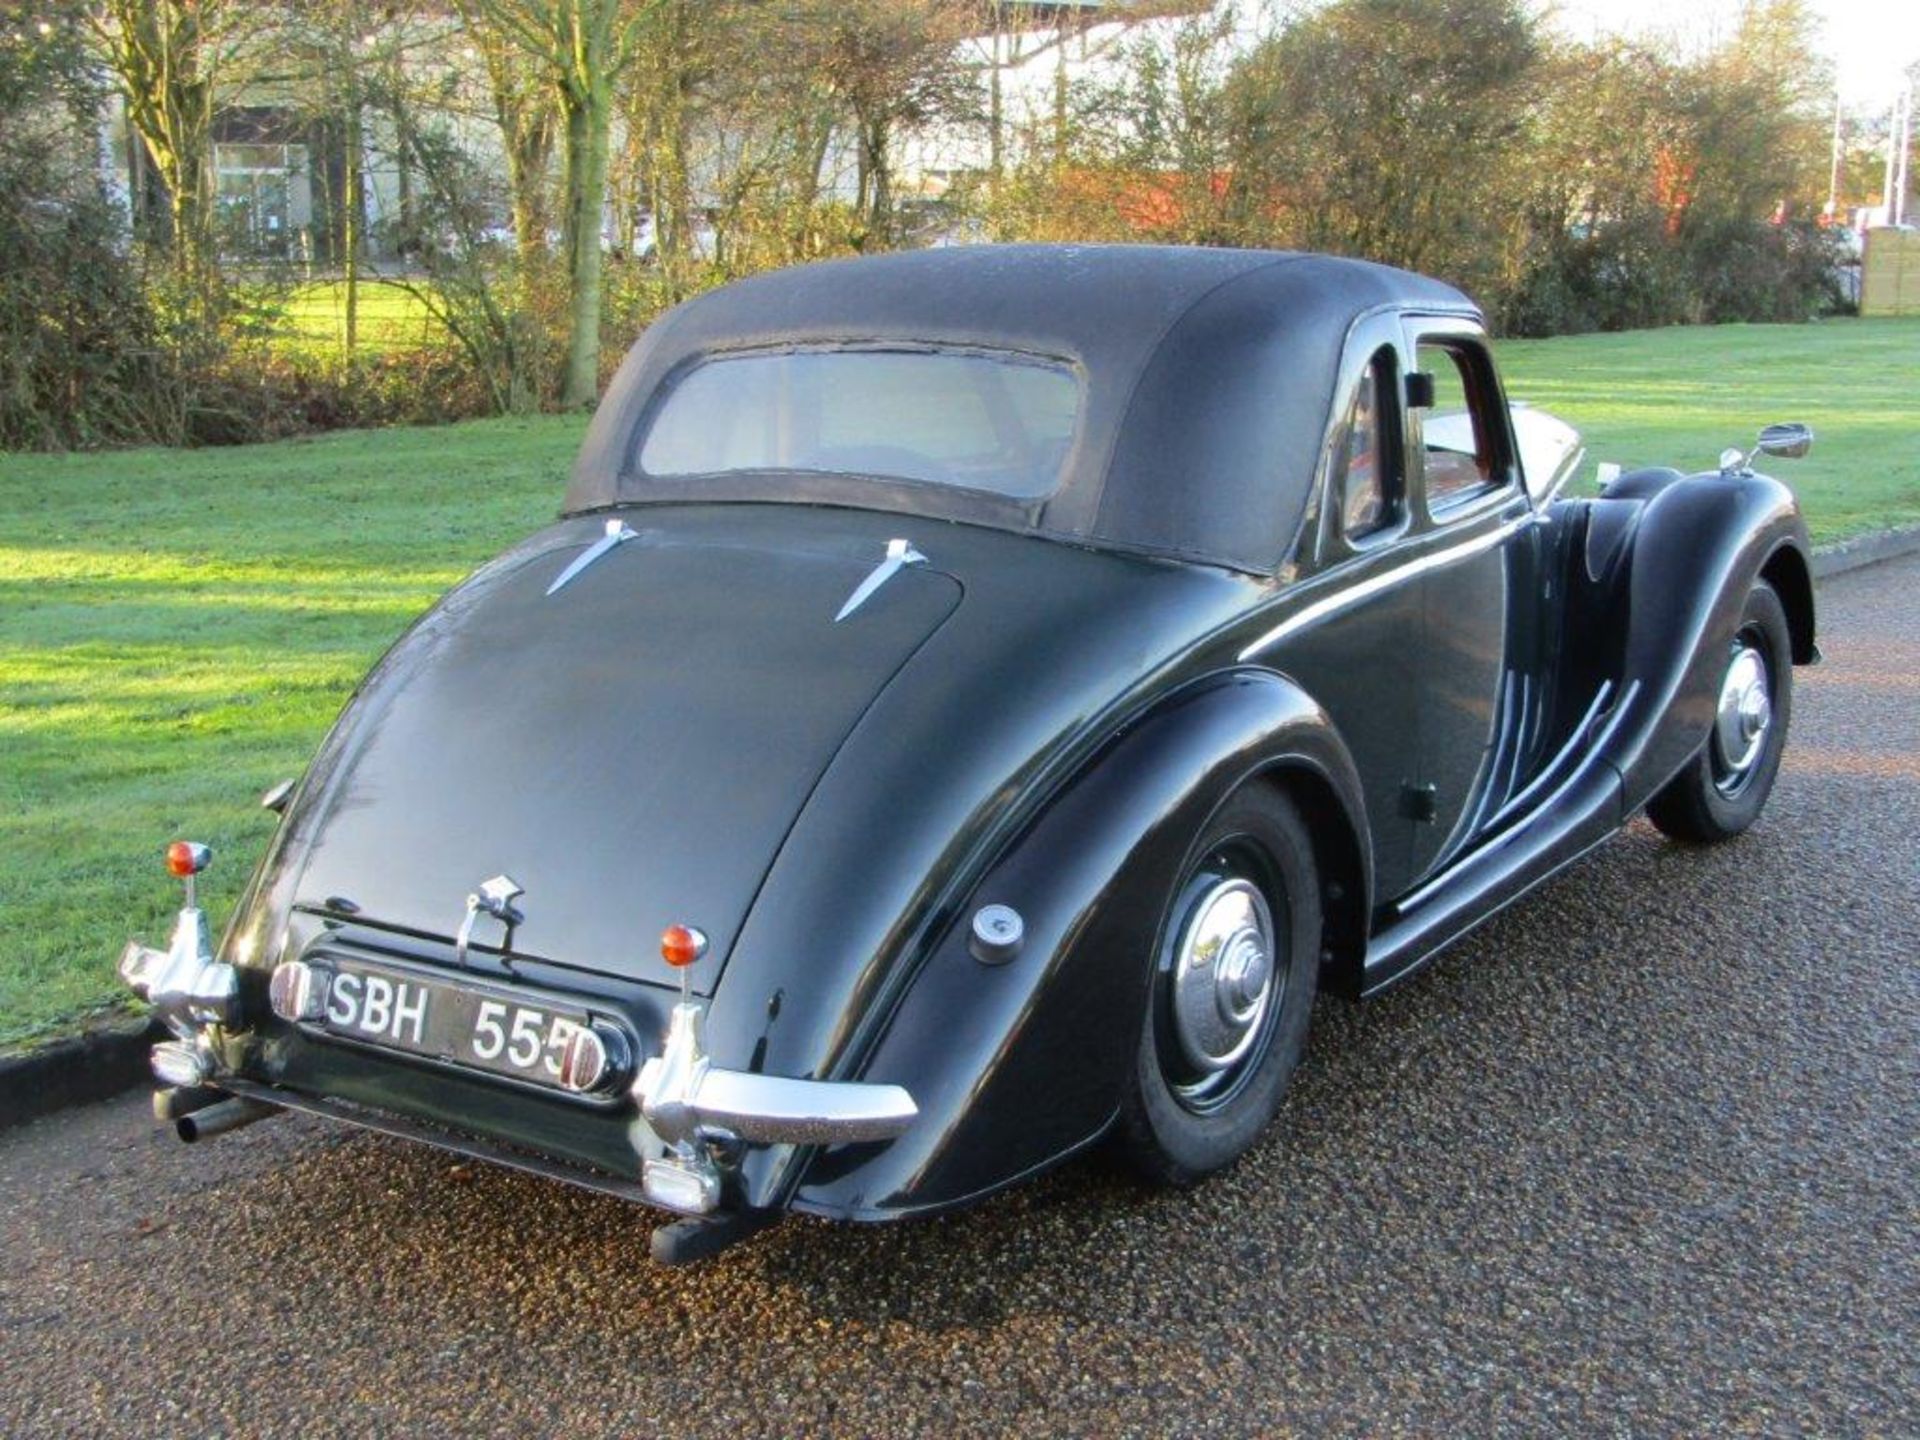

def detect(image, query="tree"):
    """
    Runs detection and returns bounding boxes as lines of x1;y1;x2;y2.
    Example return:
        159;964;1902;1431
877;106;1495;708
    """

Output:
455;0;558;267
1040;6;1239;244
91;0;263;304
615;0;722;290
1501;3;1838;332
384;114;549;414
1667;0;1831;226
466;0;655;408
1223;0;1543;297
285;0;379;356
1;6;168;447
806;0;975;243
654;2;846;275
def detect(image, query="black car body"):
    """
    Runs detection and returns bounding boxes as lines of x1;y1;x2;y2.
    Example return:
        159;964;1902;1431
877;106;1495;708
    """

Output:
123;246;1817;1260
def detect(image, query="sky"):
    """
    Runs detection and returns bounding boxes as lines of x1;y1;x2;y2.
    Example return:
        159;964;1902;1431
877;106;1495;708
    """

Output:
1554;0;1920;109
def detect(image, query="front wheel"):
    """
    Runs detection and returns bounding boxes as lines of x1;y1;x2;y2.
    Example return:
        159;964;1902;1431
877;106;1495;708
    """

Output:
1647;579;1793;843
1117;784;1321;1186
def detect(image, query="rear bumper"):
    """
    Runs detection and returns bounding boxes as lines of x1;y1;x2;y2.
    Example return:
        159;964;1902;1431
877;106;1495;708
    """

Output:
219;1075;655;1205
124;950;920;1222
152;1013;919;1218
212;1076;794;1264
120;901;918;1224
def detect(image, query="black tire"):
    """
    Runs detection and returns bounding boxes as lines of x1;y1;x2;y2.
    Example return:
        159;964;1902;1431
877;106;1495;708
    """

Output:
1647;580;1793;843
1117;784;1321;1186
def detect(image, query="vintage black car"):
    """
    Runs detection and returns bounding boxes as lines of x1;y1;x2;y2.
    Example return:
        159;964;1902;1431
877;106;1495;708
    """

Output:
122;246;1818;1262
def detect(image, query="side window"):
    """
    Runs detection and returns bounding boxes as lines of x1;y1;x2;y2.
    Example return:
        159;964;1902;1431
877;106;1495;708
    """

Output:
1332;348;1400;543
1415;340;1500;510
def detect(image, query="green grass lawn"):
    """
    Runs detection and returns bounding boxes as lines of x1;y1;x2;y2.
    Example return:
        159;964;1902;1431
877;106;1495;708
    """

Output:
0;417;582;1045
256;279;447;357
1;317;1916;1046
1498;316;1920;543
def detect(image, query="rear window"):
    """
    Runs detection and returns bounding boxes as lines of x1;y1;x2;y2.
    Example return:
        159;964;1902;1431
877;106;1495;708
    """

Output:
636;347;1080;500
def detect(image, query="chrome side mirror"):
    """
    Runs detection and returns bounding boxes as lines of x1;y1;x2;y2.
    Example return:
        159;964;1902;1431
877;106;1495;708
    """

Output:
1722;422;1814;476
1755;422;1813;460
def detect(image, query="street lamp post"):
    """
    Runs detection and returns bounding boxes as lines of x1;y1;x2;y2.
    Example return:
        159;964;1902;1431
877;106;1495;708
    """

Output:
1827;89;1842;220
1887;74;1913;227
1898;75;1913;225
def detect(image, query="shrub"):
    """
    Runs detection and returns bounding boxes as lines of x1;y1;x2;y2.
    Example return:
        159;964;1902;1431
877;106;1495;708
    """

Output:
1497;215;1849;337
1678;217;1848;325
173;344;497;446
0;22;171;450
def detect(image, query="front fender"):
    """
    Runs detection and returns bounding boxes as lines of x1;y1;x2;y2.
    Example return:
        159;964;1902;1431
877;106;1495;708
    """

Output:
1588;470;1813;811
781;669;1366;1221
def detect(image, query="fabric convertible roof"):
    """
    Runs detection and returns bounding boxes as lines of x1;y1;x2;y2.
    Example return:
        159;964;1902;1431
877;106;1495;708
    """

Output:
567;245;1477;575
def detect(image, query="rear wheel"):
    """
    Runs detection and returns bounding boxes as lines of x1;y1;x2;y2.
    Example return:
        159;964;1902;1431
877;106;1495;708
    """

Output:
1647;580;1792;843
1118;785;1321;1185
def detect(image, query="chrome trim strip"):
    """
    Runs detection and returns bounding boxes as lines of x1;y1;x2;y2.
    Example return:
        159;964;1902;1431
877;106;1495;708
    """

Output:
1392;680;1626;915
1479;679;1617;836
1543;443;1586;505
546;518;638;596
1238;517;1525;662
835;537;926;622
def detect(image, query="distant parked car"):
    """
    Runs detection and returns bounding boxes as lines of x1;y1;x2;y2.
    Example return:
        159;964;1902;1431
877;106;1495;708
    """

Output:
121;246;1818;1263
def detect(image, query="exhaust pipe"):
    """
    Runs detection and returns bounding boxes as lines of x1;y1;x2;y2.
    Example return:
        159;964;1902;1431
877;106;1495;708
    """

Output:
176;1096;280;1143
154;1085;225;1123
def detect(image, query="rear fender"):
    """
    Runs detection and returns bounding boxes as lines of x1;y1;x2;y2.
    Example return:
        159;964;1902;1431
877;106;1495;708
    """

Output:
786;669;1367;1221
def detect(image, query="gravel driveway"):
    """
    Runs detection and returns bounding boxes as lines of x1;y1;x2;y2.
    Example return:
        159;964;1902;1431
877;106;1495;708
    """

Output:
4;554;1916;1438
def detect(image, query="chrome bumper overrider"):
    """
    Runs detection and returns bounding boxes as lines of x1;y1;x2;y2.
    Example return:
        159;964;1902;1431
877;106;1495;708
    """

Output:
634;1002;918;1148
119;908;239;1038
631;1000;918;1214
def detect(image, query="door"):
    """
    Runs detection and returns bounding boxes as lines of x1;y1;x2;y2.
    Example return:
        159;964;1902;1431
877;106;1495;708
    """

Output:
1403;321;1545;883
1276;329;1424;903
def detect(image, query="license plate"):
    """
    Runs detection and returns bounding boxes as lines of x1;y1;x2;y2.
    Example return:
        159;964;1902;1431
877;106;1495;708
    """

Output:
318;960;598;1091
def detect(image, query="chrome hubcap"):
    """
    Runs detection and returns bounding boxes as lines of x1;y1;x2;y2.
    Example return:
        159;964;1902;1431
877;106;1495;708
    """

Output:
1171;878;1276;1078
1712;642;1771;793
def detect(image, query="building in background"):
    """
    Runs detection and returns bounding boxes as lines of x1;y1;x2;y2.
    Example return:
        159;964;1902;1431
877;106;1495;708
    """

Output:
96;0;1204;270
